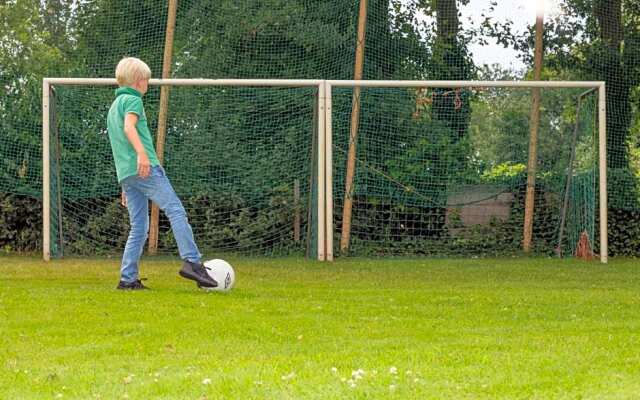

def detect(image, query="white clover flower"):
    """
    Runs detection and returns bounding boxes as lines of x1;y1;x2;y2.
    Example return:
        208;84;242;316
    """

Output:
351;369;364;378
202;378;212;385
331;367;338;374
389;384;397;391
281;372;296;381
389;366;398;375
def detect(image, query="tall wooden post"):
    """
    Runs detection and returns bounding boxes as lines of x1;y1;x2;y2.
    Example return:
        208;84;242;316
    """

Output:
523;8;545;253
340;0;368;254
149;0;178;255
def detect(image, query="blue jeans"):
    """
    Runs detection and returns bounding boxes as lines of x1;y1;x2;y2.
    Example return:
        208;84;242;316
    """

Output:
120;166;201;283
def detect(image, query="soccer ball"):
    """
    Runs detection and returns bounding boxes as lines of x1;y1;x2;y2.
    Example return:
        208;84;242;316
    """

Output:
202;259;235;292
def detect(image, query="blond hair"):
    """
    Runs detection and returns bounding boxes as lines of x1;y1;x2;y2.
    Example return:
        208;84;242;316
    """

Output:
115;57;152;87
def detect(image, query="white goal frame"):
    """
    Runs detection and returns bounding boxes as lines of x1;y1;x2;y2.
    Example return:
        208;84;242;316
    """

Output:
42;78;328;262
42;78;608;263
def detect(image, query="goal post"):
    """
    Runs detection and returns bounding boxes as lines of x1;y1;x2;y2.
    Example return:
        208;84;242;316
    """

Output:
42;78;327;261
325;80;608;263
598;84;608;263
42;80;51;261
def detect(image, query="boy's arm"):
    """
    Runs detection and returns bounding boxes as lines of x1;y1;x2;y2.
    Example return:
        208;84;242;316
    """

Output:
123;113;151;178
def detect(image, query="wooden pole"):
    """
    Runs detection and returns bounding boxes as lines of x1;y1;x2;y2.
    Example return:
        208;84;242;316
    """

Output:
149;0;178;255
523;10;544;253
340;0;368;254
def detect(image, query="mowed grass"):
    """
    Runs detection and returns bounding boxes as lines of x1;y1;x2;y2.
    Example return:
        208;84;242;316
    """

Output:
1;256;639;399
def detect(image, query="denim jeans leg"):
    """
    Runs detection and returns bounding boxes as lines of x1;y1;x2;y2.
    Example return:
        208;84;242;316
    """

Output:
150;175;201;264
120;184;149;283
127;167;201;264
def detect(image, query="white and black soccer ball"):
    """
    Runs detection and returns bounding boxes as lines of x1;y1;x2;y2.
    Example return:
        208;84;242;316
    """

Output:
202;259;235;292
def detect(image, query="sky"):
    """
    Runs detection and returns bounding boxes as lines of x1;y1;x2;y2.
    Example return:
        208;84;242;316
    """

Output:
456;0;561;71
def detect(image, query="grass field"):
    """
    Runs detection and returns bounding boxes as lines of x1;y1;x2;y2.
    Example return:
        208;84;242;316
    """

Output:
1;256;639;399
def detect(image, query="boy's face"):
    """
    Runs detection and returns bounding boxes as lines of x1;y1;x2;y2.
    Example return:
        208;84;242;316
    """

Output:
132;79;149;95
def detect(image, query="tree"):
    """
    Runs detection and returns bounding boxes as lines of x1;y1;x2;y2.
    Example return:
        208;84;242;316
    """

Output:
481;0;639;172
591;0;634;170
421;0;474;143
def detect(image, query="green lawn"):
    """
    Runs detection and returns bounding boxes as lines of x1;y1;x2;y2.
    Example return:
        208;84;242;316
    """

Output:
1;256;639;399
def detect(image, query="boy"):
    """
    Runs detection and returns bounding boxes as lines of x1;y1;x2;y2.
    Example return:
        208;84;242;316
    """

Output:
107;57;217;290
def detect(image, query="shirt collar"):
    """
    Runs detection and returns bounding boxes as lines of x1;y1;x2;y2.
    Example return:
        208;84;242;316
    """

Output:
115;86;142;98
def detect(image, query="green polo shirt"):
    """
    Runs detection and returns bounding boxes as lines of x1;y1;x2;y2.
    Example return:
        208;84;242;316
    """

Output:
107;87;160;182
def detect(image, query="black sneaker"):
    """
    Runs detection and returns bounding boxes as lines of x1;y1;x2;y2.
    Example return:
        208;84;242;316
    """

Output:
179;261;218;288
116;279;149;290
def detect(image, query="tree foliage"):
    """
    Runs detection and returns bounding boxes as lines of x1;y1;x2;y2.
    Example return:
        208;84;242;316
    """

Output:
1;0;639;254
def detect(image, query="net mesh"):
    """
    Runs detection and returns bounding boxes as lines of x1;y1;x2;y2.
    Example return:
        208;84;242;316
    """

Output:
48;85;318;257
1;0;638;257
332;86;598;257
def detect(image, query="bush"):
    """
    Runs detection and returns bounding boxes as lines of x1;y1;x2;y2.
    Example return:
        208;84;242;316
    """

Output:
0;193;41;253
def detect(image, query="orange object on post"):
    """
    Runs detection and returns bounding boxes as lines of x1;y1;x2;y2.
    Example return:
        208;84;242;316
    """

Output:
575;231;595;261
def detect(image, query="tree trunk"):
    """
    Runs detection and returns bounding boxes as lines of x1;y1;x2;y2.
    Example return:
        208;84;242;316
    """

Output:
431;0;470;142
428;0;473;237
594;0;632;170
436;0;459;44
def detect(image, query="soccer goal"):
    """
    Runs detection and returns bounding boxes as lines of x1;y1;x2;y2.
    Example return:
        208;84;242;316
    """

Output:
42;78;329;261
325;80;608;263
42;79;607;263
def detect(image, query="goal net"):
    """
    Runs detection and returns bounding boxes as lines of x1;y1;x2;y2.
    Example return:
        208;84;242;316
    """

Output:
43;79;324;260
43;79;607;262
328;81;606;261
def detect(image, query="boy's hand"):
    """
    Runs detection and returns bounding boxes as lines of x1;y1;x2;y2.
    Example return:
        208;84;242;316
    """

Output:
137;153;151;178
121;191;127;207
